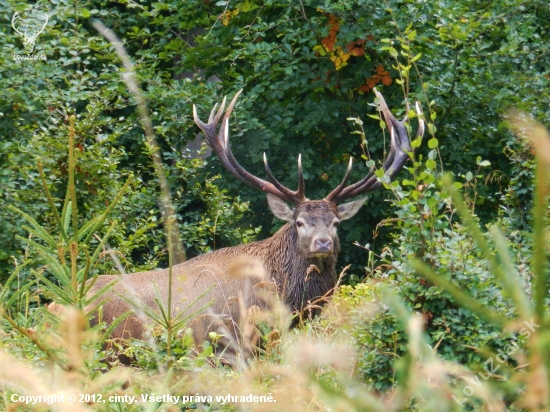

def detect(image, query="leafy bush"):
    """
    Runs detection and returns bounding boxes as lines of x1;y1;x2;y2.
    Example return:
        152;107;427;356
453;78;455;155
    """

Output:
333;112;526;391
0;0;258;283
3;0;548;281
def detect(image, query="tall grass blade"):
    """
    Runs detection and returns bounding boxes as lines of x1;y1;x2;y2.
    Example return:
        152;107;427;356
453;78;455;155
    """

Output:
507;111;550;323
92;19;186;264
68;115;79;243
488;225;532;320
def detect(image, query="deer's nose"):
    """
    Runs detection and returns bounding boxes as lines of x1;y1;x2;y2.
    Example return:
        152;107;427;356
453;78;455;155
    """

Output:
314;239;333;253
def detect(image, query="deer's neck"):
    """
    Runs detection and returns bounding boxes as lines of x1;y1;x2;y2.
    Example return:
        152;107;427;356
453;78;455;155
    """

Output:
266;223;339;314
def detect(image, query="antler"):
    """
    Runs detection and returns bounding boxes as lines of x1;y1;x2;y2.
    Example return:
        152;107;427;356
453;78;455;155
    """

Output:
37;13;49;35
11;12;24;36
324;88;424;203
193;90;307;205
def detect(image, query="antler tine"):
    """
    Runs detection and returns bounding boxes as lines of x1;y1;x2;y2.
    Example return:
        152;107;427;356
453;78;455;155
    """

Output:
40;13;49;30
297;154;305;201
223;89;242;122
193;91;304;205
215;89;242;148
193;104;207;131
326;89;421;203
324;157;353;202
263;154;307;203
375;87;398;138
194;97;226;132
415;101;425;139
194;102;240;181
208;100;221;124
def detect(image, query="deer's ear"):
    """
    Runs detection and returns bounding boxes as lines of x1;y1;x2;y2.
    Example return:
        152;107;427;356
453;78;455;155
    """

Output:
337;197;367;220
267;194;295;221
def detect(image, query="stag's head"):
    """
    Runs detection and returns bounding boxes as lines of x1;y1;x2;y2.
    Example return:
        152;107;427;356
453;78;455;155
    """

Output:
193;90;424;259
265;196;364;258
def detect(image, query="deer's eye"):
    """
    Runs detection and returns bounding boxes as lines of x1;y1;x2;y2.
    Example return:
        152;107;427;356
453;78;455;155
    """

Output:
296;221;304;228
333;220;340;227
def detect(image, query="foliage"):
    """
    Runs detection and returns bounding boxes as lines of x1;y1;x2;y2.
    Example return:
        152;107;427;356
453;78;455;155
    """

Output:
177;0;550;267
0;0;259;283
125;326;216;371
170;152;260;256
2;0;549;281
333;131;514;391
328;114;550;410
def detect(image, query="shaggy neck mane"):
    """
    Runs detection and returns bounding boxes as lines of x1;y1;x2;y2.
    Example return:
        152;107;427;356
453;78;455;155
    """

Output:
262;223;339;314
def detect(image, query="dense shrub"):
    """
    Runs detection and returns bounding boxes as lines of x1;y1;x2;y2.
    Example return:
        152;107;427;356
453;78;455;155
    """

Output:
332;132;530;390
2;0;549;282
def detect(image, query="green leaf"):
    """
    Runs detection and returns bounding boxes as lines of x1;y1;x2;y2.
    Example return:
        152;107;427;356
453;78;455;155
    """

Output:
411;137;422;148
411;53;422;62
428;138;438;149
426;159;436;170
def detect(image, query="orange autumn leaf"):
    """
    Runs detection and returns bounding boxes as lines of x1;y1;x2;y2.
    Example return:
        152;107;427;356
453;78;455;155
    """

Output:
376;65;389;76
349;47;365;56
320;14;339;52
359;65;392;93
316;11;370;71
347;40;366;56
322;37;336;52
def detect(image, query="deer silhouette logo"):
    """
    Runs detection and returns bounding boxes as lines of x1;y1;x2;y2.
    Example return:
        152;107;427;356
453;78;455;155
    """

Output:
11;11;49;54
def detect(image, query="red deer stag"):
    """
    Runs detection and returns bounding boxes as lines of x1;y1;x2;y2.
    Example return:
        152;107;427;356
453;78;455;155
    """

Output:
86;89;424;360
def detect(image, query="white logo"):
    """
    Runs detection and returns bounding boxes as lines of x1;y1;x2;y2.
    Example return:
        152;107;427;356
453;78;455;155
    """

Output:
11;11;49;56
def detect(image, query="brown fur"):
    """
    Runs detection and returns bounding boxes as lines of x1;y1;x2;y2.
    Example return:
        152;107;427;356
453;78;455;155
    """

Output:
86;200;346;352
